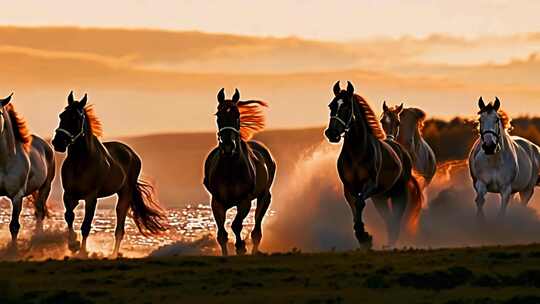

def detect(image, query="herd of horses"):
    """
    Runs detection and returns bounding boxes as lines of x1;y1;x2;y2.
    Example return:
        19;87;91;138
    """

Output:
1;81;539;257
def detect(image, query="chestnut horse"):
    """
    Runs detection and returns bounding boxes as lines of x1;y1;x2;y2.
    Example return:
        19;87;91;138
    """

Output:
325;81;423;248
52;92;166;257
204;88;276;256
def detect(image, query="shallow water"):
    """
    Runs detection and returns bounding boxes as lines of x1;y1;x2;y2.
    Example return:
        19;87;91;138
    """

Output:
0;199;275;259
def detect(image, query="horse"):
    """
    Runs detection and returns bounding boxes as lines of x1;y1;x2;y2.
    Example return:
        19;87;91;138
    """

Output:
469;97;540;220
381;102;437;186
203;88;276;256
0;93;55;249
52;92;166;257
324;81;423;248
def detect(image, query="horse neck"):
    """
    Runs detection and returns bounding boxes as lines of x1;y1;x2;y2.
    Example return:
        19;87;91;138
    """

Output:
343;103;371;156
499;126;514;154
0;112;18;166
398;121;421;151
67;125;100;160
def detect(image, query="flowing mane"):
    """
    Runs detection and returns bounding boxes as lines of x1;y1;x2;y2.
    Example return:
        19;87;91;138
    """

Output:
498;109;512;130
238;100;268;141
5;104;32;152
353;94;386;140
84;105;104;137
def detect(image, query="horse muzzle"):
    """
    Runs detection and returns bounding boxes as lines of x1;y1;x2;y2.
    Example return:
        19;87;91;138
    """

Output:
325;128;342;143
481;142;498;155
52;135;68;153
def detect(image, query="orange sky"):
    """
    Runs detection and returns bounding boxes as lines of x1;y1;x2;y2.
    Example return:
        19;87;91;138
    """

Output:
1;2;540;136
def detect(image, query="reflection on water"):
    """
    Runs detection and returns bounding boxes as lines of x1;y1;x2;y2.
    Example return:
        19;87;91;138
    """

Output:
0;199;275;258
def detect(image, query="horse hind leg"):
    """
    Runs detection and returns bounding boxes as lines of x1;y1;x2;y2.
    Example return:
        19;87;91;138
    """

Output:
251;192;271;254
211;198;229;256
33;182;52;233
232;200;251;255
371;197;392;248
388;188;408;247
112;187;130;258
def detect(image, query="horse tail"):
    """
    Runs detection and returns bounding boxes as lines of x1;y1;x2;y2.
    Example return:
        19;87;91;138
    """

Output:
405;171;424;235
130;178;167;236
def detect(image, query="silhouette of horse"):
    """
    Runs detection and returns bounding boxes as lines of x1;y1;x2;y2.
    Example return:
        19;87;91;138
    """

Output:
204;88;276;256
324;81;423;248
52;92;166;257
469;97;540;220
0;93;55;249
381;102;437;186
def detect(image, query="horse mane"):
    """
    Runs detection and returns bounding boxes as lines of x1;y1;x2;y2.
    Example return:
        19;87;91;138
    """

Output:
498;109;512;130
5;104;32;152
353;94;386;140
237;100;268;141
405;107;427;133
84;105;104;137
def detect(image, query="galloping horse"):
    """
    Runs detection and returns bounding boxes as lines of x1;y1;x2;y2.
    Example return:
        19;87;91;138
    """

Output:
0;94;55;249
469;97;540;219
52;92;166;257
324;82;423;248
204;88;276;256
381;102;437;185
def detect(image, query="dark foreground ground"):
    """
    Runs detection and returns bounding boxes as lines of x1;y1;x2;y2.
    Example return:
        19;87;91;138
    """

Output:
3;244;540;304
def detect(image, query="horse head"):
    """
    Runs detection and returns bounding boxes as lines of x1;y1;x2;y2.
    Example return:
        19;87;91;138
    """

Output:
325;81;355;143
216;88;241;156
52;91;88;152
477;96;502;155
380;101;403;140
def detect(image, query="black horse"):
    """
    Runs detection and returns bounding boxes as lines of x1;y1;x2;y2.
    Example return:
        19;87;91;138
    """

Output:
52;92;166;257
204;88;276;256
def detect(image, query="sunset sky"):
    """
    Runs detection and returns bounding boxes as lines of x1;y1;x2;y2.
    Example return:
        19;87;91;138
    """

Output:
1;1;540;136
5;0;540;40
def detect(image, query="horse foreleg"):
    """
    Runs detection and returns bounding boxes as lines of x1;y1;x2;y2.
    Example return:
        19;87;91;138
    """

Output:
9;192;25;249
474;181;487;221
251;192;271;255
211;198;229;256
34;182;52;233
63;193;80;252
232;200;250;256
81;197;98;255
345;189;372;249
519;188;535;206
498;186;512;219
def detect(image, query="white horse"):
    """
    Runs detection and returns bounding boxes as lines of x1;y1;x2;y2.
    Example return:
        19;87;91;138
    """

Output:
469;97;540;219
0;93;56;249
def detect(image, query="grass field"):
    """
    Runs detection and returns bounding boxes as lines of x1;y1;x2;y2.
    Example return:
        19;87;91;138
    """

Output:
2;244;540;304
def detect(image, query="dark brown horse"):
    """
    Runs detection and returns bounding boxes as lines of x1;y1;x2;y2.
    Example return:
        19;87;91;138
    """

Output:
52;92;166;257
324;81;423;248
204;88;276;256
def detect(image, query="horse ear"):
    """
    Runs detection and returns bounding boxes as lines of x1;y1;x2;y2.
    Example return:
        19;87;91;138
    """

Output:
346;81;354;95
68;91;75;105
232;88;240;103
0;93;13;107
333;81;341;96
493;97;500;111
478;96;485;110
79;93;88;108
383;101;389;112
217;88;225;103
397;103;404;113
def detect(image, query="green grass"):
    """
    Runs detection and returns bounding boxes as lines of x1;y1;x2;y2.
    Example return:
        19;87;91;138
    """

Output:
2;244;540;304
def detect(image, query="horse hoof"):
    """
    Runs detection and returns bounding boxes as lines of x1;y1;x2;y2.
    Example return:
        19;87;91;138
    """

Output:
236;247;247;256
356;232;373;250
68;241;81;253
